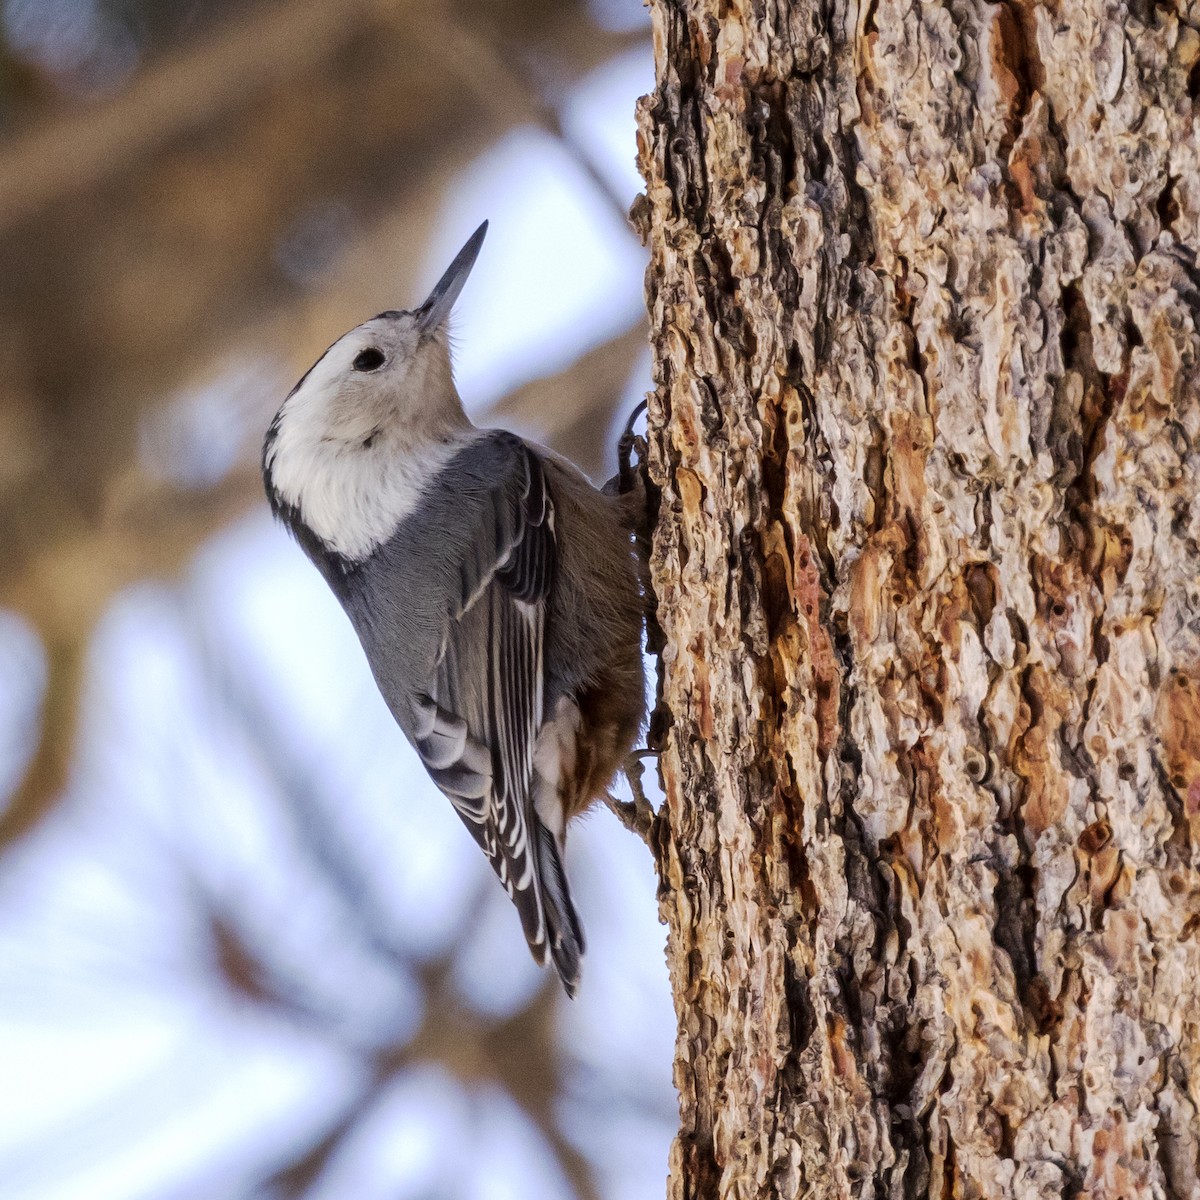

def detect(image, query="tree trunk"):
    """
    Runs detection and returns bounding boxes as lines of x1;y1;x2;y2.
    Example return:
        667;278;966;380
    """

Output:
636;0;1200;1196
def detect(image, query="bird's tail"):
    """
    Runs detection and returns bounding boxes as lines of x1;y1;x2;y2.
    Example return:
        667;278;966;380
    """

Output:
534;823;584;997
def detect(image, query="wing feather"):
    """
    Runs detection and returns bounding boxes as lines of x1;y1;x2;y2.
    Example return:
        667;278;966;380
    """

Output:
402;436;579;985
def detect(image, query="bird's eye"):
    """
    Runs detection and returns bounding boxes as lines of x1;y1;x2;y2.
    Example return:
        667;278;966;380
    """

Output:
353;347;385;371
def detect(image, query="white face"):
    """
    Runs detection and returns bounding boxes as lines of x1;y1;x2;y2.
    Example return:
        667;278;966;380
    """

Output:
265;312;470;561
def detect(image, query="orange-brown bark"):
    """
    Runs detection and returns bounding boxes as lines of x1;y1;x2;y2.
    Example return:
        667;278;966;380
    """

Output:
638;0;1200;1195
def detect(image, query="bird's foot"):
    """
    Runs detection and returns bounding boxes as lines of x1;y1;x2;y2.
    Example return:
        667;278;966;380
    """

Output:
603;399;648;500
616;398;648;494
604;749;659;846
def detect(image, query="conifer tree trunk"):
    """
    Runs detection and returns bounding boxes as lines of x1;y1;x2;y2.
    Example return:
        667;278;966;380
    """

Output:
636;1;1200;1196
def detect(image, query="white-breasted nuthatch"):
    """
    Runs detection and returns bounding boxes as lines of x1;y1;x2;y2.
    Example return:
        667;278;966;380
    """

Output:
261;223;646;995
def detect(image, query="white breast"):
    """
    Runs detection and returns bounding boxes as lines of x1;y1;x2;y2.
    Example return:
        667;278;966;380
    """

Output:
283;439;464;560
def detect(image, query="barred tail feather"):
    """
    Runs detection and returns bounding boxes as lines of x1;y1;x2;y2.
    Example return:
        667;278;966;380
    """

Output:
535;823;584;996
510;876;550;968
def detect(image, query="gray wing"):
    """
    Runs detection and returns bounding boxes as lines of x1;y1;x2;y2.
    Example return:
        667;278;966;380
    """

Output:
405;436;579;986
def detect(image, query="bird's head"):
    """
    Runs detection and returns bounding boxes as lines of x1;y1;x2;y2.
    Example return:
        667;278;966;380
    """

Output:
263;221;487;561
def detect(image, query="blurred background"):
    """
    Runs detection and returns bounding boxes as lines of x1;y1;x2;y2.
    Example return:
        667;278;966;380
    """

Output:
0;1;673;1197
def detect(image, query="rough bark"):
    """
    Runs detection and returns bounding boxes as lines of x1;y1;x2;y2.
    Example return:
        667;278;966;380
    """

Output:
637;0;1200;1196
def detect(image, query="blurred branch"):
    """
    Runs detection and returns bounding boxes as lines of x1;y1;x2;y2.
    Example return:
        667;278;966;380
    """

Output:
0;632;85;846
259;953;599;1200
0;0;387;232
263;1097;379;1197
485;982;602;1200
0;466;259;851
0;464;261;848
421;7;643;231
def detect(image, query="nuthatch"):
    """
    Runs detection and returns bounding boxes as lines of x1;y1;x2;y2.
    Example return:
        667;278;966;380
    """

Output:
262;223;646;994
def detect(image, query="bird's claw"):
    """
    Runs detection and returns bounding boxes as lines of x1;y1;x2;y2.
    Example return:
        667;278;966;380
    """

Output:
604;399;649;500
615;398;648;496
605;750;659;846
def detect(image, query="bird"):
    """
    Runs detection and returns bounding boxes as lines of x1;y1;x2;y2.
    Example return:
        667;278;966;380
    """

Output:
261;222;646;995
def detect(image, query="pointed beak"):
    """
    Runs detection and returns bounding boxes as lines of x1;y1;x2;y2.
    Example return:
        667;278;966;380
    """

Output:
415;220;488;336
